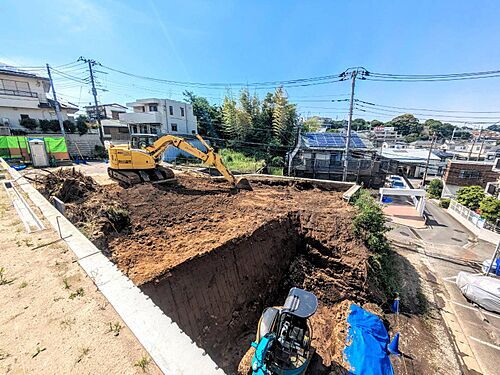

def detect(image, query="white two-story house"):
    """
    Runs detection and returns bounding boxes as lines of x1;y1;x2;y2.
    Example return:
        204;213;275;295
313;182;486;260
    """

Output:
119;98;197;138
0;68;78;135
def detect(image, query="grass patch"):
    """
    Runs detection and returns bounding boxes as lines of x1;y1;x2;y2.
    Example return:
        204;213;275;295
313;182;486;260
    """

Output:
62;278;71;289
219;149;265;173
134;355;151;372
60;317;76;329
19;281;28;289
0;267;14;286
69;287;85;300
107;322;123;336
76;347;90;363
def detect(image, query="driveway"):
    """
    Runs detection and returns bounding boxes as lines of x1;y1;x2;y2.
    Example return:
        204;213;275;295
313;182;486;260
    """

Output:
388;200;499;375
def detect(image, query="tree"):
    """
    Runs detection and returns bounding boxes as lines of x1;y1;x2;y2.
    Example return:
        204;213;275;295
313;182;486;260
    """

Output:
456;186;485;211
39;119;51;132
183;91;222;137
479;196;500;222
302;117;321;132
370;119;384;128
387;114;423;136
487;124;500;132
49;120;61;132
352;118;370;131
76;115;89;135
20;118;38;131
424;119;455;139
427;179;443;198
63;120;76;133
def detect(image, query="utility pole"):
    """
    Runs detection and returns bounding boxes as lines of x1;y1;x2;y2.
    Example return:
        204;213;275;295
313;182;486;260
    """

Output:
78;56;104;144
467;125;482;161
421;133;437;187
46;64;65;136
343;70;358;182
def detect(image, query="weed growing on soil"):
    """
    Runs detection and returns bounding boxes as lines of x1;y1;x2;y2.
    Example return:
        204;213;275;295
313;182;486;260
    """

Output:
62;278;71;289
76;347;90;363
0;350;10;360
60;318;76;329
23;239;33;247
352;190;398;299
31;344;46;358
107;322;123;336
104;206;130;232
0;267;14;286
134;355;151;372
69;287;85;299
19;281;28;289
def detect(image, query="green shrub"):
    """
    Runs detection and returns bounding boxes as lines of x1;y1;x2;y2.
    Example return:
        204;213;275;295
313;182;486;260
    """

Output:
20;118;38;130
63;120;76;133
439;198;450;209
352;190;397;297
427;179;443;198
93;145;108;159
49;119;61;132
479;196;500;222
456;186;485;211
39;119;51;132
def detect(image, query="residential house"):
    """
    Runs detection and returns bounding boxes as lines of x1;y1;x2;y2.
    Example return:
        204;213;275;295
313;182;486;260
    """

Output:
84;103;130;142
0;68;78;135
119;98;199;161
288;132;382;186
441;160;500;197
441;138;497;160
377;148;443;178
370;126;402;147
382;141;409;150
84;103;127;121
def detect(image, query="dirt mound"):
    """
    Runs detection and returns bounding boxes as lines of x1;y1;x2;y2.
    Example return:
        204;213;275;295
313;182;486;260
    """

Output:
37;168;96;203
37;168;130;249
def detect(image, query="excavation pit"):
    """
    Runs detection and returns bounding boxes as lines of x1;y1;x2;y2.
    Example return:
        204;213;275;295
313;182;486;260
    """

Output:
37;173;376;373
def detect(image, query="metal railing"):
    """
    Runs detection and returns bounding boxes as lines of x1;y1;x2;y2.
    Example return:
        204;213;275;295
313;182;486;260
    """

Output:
0;88;38;98
449;199;500;234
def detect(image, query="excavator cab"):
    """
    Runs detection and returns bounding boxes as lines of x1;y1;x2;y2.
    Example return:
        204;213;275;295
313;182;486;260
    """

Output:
251;288;318;375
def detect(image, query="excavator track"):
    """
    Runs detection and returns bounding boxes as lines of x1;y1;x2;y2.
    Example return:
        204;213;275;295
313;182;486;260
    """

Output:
108;167;176;187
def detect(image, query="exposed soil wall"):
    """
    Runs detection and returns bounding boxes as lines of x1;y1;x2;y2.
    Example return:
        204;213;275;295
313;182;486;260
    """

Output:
141;214;302;370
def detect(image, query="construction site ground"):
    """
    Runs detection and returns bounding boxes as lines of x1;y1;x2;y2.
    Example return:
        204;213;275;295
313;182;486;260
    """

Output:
0;175;161;375
24;165;463;374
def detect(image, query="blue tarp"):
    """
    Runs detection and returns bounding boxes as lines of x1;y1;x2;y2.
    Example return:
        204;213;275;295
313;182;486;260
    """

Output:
344;304;394;375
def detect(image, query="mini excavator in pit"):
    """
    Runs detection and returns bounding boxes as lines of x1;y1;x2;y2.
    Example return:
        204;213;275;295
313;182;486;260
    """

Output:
250;288;318;375
107;134;252;190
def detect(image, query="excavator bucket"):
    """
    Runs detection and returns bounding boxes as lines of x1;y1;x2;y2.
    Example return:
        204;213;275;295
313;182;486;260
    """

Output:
236;177;253;191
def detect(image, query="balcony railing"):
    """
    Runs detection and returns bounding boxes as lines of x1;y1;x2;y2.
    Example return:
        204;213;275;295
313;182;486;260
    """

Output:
0;88;38;98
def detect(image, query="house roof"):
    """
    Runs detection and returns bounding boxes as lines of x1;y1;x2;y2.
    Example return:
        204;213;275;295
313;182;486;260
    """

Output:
378;148;441;163
301;132;374;150
0;67;50;82
84;103;127;109
47;99;78;112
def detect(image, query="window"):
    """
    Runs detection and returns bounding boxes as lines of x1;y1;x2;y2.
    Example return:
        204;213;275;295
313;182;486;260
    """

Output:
458;170;480;179
111;111;120;120
118;127;129;133
131;125;138;133
149;105;158;112
180;107;185;117
171;123;178;132
20;114;29;120
151;126;158;134
104;127;111;135
169;106;173;115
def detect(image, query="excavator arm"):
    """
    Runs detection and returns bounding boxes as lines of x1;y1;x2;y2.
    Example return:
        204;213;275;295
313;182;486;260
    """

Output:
144;134;252;190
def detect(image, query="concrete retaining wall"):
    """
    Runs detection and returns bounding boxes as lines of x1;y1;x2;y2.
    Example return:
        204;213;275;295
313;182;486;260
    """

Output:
448;200;500;244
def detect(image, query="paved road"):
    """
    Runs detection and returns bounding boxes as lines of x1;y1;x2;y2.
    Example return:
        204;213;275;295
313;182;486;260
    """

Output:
388;200;499;375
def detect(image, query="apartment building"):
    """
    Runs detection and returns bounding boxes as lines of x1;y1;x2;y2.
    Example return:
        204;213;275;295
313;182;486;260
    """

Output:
119;98;197;142
0;68;77;134
85;103;129;142
370;126;402;147
442;160;500;197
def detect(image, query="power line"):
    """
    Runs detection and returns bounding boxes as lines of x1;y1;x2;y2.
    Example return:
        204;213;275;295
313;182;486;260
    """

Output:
356;99;500;114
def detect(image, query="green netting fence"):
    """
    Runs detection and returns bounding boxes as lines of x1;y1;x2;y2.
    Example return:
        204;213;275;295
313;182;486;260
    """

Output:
0;136;68;160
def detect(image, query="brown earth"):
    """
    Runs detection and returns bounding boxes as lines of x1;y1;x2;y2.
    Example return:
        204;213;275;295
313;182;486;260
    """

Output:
37;172;381;373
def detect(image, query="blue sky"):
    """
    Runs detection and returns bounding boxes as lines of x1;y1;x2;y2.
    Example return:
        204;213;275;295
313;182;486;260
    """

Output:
2;0;500;126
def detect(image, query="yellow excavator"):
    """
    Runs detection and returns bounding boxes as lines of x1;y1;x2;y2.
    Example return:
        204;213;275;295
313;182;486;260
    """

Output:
107;134;252;190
